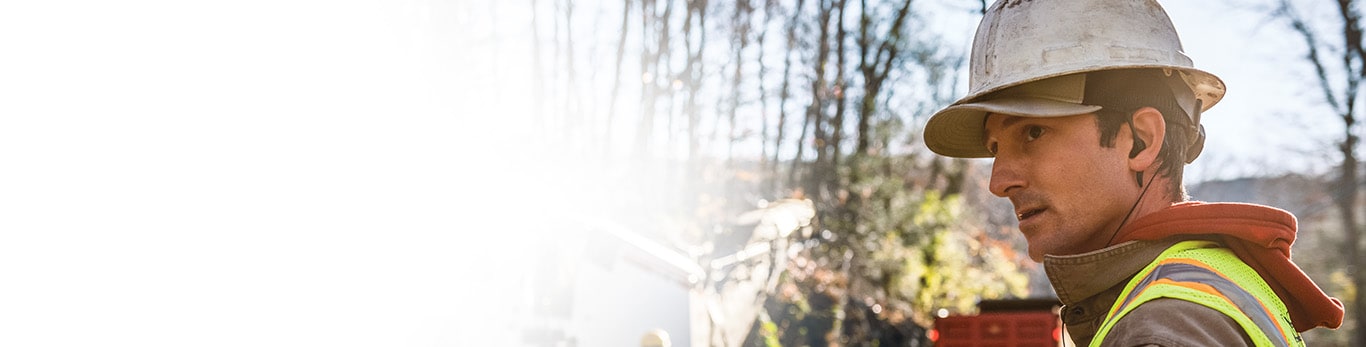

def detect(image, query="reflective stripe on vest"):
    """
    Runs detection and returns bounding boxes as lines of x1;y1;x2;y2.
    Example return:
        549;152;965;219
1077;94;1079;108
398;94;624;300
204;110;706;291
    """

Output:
1090;240;1303;347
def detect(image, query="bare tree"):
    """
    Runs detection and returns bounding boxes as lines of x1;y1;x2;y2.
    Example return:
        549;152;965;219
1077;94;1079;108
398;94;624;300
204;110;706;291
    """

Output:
657;0;676;157
758;0;774;174
634;0;658;159
605;0;633;157
631;0;677;160
727;0;754;164
772;0;805;193
831;0;850;171
855;0;913;157
684;0;707;164
792;0;836;194
1274;0;1365;343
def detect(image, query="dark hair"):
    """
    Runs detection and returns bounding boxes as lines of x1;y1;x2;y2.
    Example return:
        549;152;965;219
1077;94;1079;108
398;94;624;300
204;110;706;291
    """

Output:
1082;69;1196;201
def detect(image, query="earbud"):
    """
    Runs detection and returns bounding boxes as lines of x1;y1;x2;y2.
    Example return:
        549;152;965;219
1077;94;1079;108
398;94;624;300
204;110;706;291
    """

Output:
1129;138;1147;159
1127;118;1147;159
1126;116;1146;187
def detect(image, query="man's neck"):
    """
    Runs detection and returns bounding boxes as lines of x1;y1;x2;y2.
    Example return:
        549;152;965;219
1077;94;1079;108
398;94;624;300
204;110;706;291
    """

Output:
1094;177;1180;250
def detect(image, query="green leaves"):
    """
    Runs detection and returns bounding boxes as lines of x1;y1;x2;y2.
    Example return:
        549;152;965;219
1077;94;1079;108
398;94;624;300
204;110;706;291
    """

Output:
858;188;1028;326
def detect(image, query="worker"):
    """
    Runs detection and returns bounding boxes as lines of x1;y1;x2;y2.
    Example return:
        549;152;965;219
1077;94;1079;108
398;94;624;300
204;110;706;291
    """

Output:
922;0;1345;345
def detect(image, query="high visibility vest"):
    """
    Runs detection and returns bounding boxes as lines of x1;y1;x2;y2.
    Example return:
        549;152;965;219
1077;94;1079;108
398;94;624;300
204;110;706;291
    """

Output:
1090;240;1303;347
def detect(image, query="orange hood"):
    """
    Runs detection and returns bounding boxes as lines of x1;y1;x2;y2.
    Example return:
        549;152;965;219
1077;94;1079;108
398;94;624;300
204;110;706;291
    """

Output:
1111;201;1343;332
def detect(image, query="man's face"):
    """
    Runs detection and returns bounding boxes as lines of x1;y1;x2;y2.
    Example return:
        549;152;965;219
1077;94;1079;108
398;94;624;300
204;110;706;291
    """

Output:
983;113;1136;261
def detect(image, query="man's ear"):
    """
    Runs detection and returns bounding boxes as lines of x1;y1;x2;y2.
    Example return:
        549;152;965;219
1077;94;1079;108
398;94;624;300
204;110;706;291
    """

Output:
1127;107;1166;172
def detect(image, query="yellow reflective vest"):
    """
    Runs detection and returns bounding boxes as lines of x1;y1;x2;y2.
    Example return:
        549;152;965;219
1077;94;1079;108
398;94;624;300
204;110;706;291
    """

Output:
1091;240;1303;347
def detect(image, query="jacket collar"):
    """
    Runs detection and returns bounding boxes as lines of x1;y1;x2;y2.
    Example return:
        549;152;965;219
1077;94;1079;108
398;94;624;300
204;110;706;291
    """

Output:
1043;239;1183;342
1043;239;1178;305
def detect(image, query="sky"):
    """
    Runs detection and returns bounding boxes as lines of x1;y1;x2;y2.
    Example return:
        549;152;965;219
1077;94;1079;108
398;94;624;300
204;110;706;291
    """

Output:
0;1;1350;346
1166;1;1341;179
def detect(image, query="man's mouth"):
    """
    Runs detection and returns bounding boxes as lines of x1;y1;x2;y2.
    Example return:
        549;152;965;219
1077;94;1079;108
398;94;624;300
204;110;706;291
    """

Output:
1016;208;1045;221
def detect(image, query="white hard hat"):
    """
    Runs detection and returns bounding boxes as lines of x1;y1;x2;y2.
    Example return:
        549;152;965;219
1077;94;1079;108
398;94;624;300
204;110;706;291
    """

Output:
924;0;1225;158
640;329;671;347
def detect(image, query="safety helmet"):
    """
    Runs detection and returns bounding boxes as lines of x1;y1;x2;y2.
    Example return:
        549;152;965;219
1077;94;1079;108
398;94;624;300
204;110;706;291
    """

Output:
640;329;672;347
923;0;1224;159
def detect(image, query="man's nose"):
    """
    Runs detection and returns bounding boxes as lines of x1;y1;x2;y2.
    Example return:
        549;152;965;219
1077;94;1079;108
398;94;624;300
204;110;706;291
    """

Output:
988;158;1025;197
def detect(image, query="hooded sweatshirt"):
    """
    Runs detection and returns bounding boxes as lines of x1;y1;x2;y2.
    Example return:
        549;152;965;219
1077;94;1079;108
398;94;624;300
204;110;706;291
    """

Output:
1109;201;1344;332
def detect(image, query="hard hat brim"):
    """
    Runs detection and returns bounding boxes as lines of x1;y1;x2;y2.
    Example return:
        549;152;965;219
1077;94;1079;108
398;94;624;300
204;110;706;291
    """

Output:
924;97;1103;158
924;66;1224;159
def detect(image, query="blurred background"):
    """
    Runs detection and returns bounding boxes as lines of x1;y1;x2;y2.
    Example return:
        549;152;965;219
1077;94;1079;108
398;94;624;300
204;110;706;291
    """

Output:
0;0;1361;346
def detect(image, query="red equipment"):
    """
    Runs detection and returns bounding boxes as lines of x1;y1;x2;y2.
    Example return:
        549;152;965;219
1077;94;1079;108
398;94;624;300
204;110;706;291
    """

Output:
929;299;1069;347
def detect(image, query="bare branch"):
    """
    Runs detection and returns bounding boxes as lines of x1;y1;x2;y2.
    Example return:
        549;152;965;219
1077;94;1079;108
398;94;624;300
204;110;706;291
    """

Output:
1278;0;1346;115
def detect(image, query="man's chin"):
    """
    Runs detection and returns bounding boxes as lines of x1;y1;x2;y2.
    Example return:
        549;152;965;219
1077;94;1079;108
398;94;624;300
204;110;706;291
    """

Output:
1022;233;1046;262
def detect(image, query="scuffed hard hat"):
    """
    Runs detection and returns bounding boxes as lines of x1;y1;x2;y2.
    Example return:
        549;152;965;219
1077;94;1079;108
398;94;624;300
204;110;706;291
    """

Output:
923;0;1224;158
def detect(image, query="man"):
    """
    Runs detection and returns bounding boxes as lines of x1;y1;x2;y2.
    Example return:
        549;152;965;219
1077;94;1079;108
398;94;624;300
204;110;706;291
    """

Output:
922;1;1345;345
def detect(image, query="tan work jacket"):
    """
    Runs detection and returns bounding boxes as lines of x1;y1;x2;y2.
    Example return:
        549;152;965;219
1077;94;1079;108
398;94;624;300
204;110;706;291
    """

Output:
1045;238;1256;346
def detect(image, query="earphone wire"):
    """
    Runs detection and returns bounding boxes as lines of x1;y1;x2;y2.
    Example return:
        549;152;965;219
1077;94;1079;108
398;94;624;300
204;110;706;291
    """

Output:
1105;169;1160;247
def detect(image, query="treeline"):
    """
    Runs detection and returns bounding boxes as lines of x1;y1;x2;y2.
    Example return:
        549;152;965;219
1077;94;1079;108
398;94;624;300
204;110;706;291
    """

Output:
519;0;1031;345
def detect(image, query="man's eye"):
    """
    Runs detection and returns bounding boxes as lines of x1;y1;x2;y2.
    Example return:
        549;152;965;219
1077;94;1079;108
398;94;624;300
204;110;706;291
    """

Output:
1025;126;1044;141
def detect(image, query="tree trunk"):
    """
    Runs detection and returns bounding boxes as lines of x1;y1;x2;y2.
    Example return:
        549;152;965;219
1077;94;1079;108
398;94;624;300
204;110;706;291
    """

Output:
775;0;805;192
1277;0;1366;342
634;0;657;159
657;0;675;158
728;0;753;166
758;0;773;180
1334;2;1366;341
685;0;706;165
605;0;633;158
1341;127;1365;346
790;101;813;189
831;0;848;173
801;0;834;197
